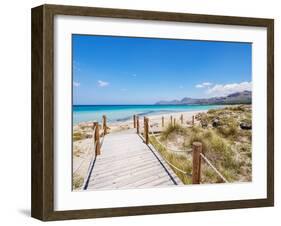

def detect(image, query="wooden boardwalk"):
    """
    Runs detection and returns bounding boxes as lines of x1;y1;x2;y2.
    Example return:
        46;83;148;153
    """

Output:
84;129;183;190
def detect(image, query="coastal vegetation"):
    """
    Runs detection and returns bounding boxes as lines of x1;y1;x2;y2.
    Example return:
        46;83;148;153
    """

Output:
72;131;96;190
149;105;252;184
73;173;84;190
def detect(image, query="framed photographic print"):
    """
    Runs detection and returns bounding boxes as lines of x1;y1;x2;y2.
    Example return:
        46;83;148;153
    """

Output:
31;4;274;221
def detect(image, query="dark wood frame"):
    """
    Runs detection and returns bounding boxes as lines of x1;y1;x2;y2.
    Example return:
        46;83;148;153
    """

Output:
31;4;274;221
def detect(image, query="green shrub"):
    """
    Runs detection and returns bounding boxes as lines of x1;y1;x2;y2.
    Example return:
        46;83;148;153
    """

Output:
73;131;84;141
220;168;237;182
207;109;217;114
210;135;229;154
190;126;201;134
203;168;218;181
216;118;239;138
161;123;186;140
203;130;214;139
226;105;246;112
189;132;209;152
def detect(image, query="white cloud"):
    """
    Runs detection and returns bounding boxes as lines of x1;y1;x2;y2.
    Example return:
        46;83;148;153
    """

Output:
73;81;80;87
206;81;252;97
196;82;212;88
98;80;109;87
202;82;212;86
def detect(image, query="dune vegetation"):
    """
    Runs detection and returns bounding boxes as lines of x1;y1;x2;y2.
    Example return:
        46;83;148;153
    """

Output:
149;105;252;184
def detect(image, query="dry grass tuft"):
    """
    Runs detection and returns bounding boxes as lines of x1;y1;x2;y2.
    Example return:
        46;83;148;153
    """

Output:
73;131;84;141
73;173;84;190
161;123;187;140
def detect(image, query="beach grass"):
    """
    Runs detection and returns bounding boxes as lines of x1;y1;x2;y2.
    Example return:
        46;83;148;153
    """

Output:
151;105;252;184
161;123;187;140
73;173;84;190
73;131;84;141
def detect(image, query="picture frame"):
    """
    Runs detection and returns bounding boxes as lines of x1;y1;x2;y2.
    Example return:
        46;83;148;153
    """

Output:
31;4;274;221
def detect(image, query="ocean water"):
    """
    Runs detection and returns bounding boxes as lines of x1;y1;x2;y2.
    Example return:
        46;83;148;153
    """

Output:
73;105;223;125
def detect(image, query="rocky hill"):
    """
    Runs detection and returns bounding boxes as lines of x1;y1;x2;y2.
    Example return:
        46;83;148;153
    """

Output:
155;90;251;105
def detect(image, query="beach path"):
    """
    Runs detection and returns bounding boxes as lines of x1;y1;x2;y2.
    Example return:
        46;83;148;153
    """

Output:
84;128;183;190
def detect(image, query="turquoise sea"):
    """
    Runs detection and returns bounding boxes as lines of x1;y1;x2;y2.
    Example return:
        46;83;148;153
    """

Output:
73;105;224;125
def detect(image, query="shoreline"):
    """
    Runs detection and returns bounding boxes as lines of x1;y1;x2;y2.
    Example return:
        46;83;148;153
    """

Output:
73;109;208;132
72;104;231;126
73;103;247;132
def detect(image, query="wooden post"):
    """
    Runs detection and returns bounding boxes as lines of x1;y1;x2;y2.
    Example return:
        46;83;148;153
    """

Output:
192;142;202;184
162;116;164;127
144;117;149;145
192;115;195;126
102;115;107;135
133;115;136;128
94;122;101;155
92;122;97;130
143;117;146;135
180;114;183;124
136;116;139;134
170;115;173;125
174;118;176;126
143;117;146;139
92;122;97;143
143;117;146;141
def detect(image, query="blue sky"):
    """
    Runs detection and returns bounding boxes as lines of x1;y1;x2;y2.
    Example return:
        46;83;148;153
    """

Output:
73;35;252;105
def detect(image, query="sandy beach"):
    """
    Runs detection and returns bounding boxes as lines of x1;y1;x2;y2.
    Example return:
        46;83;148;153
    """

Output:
74;109;207;134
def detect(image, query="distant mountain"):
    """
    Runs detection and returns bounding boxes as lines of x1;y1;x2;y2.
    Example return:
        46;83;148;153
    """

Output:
155;90;252;105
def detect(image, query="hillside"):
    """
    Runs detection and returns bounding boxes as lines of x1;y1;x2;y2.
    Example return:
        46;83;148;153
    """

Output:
155;90;251;105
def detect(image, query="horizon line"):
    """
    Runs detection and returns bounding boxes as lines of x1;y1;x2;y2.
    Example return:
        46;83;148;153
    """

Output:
73;103;250;106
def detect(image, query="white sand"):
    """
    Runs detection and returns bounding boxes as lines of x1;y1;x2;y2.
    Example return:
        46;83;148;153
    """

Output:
77;110;207;133
73;110;209;134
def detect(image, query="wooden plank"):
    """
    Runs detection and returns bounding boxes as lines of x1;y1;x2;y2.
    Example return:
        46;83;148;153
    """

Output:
89;164;165;186
88;165;170;189
89;158;163;184
91;157;161;178
85;129;183;190
124;173;169;188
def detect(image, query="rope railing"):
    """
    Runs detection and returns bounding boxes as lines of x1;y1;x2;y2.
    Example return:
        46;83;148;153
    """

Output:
148;122;192;177
135;114;229;184
135;114;194;136
200;153;229;183
150;133;192;177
